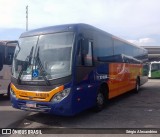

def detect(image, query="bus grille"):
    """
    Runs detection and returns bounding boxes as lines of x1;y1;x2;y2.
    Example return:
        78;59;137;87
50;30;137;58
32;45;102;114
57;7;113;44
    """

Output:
18;102;51;113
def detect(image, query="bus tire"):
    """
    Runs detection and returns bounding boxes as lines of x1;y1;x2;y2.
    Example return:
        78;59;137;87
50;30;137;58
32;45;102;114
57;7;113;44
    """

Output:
94;85;108;112
134;78;140;93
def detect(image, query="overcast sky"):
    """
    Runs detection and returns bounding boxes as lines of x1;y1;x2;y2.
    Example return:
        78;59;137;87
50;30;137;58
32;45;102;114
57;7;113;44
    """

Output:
0;0;160;46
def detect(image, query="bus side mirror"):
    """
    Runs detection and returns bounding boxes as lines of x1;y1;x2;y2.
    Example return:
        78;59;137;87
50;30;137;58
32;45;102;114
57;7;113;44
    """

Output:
81;39;89;55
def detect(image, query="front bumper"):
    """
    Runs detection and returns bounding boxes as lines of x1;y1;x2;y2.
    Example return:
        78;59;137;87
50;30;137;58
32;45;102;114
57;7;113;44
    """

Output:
10;94;74;116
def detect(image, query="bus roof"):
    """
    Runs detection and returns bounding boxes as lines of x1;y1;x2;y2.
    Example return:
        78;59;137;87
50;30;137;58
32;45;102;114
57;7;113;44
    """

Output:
20;23;145;51
0;40;17;47
0;41;9;45
20;24;80;38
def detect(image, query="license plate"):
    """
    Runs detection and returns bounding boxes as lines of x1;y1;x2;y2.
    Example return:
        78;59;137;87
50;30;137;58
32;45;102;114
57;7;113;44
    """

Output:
26;103;36;108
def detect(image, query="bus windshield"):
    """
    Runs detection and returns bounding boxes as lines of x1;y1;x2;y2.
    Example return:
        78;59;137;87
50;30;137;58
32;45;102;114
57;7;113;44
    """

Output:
12;32;75;81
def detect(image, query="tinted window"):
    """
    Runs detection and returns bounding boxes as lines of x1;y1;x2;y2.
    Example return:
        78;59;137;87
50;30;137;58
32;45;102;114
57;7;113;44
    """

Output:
94;35;113;57
77;40;93;66
84;41;93;66
114;40;124;55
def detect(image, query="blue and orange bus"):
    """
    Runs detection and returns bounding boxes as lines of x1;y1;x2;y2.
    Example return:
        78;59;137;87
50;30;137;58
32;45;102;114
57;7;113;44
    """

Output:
10;24;148;116
0;41;16;97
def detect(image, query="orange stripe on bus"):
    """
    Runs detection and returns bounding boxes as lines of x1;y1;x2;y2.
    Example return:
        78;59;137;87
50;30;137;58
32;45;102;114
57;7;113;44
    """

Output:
10;83;64;102
108;63;142;99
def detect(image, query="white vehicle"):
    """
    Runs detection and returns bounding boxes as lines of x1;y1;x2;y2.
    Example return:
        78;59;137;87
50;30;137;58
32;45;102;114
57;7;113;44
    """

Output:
0;41;16;97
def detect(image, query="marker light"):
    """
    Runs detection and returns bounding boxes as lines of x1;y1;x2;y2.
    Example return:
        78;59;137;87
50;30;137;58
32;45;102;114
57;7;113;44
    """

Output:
51;88;70;103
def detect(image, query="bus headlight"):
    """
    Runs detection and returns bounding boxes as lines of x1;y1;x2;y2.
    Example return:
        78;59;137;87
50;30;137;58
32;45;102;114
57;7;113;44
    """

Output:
51;88;71;103
10;88;16;98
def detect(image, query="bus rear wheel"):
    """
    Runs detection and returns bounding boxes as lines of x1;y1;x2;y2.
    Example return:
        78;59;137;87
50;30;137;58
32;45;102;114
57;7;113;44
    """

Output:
134;78;140;93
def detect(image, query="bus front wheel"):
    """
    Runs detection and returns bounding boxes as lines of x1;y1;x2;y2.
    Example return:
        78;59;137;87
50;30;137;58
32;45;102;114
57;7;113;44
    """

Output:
94;85;108;112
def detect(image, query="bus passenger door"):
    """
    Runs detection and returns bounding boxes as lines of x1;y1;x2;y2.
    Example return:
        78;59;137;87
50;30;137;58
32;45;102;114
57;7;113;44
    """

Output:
74;39;96;112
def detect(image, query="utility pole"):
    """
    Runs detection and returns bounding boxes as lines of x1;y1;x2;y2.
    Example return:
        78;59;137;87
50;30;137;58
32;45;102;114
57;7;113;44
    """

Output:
26;5;28;31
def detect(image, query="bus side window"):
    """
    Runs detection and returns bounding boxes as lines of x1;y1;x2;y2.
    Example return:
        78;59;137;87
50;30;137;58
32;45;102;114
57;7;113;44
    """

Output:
77;39;93;66
84;41;93;66
77;40;82;66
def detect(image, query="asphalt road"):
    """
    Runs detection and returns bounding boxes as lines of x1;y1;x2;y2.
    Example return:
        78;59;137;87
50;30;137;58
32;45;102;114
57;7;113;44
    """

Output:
0;96;29;129
0;79;160;136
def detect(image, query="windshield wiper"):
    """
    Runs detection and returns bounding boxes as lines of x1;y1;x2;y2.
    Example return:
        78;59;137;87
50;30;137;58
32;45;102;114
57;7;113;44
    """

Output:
17;46;34;84
35;47;51;86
